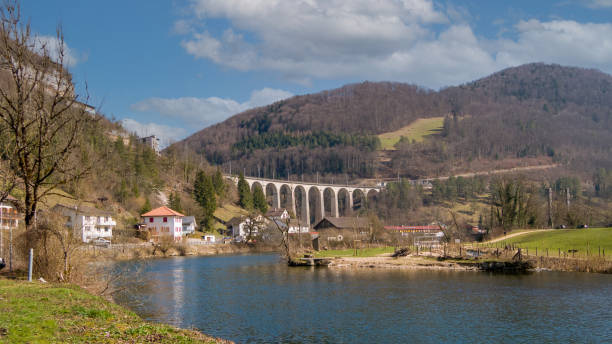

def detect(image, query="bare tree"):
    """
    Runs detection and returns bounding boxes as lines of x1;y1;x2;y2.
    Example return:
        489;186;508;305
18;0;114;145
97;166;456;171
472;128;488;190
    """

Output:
243;212;264;244
0;1;96;231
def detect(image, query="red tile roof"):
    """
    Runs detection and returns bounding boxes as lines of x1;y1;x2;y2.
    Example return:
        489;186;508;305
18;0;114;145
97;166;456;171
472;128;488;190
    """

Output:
142;206;185;217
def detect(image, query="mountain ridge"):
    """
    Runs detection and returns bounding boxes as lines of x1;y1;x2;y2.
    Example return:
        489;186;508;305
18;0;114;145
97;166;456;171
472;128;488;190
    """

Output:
169;63;612;181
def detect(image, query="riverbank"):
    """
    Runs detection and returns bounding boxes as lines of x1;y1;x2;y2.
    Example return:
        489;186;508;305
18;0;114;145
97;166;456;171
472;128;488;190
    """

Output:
88;242;277;261
324;252;611;273
0;278;231;343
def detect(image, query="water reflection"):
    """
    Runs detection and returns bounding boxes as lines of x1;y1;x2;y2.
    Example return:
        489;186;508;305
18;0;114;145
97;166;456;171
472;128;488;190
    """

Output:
114;254;612;344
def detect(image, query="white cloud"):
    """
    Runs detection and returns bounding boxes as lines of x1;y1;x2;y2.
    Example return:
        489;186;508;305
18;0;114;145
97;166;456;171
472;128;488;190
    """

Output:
32;35;79;67
177;0;612;88
121;118;188;147
496;20;612;69
130;87;293;128
583;0;612;8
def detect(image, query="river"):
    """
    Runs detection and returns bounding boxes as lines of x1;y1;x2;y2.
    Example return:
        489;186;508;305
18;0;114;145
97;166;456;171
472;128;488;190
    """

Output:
114;254;612;343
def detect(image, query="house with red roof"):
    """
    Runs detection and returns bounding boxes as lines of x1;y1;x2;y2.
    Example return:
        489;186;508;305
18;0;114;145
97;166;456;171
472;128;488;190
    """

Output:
141;206;185;241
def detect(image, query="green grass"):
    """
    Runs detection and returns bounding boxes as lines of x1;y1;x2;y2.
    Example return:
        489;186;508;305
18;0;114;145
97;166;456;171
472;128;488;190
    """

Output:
378;117;444;150
0;279;222;343
315;246;395;258
498;228;612;253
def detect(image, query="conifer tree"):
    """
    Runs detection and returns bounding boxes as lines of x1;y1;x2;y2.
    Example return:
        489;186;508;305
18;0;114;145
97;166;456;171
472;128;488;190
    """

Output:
140;198;152;215
193;170;206;204
238;172;253;210
169;191;183;213
253;185;268;214
212;168;226;200
201;175;216;230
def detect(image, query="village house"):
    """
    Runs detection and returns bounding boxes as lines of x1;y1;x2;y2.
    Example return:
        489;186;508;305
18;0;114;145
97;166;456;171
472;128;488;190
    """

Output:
139;135;160;155
142;206;184;241
226;215;266;242
313;217;370;233
273;218;310;234
182;216;197;235
0;195;20;231
265;208;290;221
53;204;116;243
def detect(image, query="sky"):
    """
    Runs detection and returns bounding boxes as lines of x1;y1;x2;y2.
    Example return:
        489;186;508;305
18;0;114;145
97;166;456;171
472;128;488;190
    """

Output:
21;0;612;146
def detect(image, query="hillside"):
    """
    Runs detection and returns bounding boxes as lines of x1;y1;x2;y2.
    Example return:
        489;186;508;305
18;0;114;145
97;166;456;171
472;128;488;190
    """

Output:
173;63;612;185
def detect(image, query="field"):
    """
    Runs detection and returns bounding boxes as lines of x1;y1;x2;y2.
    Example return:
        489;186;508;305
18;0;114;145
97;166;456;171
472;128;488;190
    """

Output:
213;203;247;223
314;246;395;258
0;279;223;343
378;117;444;150
497;228;612;253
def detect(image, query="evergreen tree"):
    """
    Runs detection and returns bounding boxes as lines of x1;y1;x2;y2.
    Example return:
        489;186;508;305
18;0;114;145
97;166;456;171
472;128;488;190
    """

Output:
201;175;217;230
193;170;206;204
253;185;268;214
212;168;226;200
238;172;253;210
140;198;152;215
169;191;183;213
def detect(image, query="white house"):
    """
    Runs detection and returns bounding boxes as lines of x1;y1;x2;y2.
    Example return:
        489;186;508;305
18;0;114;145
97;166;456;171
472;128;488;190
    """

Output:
182;216;197;235
265;208;290;221
53;204;116;243
226;215;266;242
142;206;184;241
273;218;310;234
140;135;160;155
0;195;20;231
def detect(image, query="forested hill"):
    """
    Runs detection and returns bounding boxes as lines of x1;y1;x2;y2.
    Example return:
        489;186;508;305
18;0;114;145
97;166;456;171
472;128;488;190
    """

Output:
171;63;612;182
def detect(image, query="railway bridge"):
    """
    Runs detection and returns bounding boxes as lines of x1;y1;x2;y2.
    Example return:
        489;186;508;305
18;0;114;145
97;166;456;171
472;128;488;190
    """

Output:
226;175;381;225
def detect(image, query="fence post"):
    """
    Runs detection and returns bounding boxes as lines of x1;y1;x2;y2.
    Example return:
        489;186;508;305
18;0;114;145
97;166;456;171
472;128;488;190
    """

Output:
536;247;538;256
558;248;560;257
28;248;33;282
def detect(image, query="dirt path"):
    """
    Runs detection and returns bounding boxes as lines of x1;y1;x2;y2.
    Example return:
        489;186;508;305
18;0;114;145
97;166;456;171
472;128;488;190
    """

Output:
484;229;554;244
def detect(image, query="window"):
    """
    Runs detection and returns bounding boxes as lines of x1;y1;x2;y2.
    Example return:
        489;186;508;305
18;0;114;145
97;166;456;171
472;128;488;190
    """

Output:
163;217;167;223
149;217;153;223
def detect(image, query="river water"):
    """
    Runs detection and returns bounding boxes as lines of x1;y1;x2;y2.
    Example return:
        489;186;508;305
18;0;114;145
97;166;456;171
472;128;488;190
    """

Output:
114;254;612;343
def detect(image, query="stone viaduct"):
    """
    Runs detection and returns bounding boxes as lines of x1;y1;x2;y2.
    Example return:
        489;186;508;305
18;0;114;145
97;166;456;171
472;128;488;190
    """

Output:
226;175;382;225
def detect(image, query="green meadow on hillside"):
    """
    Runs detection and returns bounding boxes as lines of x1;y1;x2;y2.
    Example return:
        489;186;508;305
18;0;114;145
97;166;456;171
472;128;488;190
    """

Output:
378;117;444;150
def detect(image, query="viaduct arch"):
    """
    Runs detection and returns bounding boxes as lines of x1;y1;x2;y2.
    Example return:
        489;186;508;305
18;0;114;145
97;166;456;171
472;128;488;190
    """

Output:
229;175;381;225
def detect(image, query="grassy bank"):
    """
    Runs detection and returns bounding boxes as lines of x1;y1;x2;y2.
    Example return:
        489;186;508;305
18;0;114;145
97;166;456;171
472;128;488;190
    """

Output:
498;228;612;253
0;279;227;343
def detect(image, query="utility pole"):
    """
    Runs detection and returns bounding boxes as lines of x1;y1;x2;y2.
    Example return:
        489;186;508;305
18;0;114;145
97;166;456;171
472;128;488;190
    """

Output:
547;187;553;228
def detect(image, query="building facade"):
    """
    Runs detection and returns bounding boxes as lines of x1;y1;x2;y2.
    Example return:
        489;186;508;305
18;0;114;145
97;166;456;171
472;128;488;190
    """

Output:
53;204;116;243
0;196;20;231
182;216;197;235
141;206;184;241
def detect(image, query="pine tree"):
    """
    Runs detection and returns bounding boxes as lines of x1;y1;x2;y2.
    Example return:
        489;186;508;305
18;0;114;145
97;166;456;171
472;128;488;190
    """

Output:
140;198;152;215
238;172;253;210
193;170;206;204
253;185;268;214
194;170;217;230
169;191;183;213
212;168;226;200
202;175;217;230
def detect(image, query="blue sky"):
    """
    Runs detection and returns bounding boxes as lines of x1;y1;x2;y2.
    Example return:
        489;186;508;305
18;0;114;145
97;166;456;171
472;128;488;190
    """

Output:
22;0;612;145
